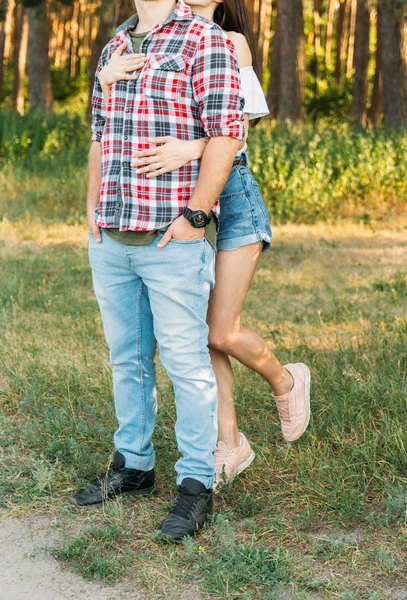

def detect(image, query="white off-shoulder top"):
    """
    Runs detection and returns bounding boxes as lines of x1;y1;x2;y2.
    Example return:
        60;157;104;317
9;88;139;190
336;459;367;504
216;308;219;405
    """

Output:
236;66;269;156
240;66;270;120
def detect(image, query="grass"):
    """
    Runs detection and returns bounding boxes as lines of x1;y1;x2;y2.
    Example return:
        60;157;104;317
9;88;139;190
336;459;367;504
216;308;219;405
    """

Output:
1;214;407;598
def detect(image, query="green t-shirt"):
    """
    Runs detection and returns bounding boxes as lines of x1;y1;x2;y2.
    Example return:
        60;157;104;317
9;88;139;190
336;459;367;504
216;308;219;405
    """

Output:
103;30;216;251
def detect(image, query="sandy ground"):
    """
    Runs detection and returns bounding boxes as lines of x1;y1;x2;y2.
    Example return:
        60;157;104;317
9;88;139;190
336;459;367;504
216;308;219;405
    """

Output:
0;517;149;600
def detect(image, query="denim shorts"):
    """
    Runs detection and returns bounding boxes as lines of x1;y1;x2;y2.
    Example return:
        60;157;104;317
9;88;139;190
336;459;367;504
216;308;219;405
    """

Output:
217;156;272;252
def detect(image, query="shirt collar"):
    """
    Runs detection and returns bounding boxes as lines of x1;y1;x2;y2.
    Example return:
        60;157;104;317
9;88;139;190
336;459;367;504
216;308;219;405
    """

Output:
119;0;194;35
169;0;194;22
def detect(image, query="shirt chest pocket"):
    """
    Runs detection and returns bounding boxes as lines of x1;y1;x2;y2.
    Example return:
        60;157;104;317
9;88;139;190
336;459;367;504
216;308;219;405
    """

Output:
143;54;187;102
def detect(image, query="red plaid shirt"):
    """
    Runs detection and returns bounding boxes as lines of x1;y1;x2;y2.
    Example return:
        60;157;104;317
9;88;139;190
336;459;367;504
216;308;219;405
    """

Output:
91;0;245;231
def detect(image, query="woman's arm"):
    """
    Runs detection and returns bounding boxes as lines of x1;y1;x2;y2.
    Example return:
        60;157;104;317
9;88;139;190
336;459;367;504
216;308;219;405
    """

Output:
131;136;209;177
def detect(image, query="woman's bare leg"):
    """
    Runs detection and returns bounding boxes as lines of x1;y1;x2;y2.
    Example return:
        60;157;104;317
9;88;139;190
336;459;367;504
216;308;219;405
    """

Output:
208;243;293;448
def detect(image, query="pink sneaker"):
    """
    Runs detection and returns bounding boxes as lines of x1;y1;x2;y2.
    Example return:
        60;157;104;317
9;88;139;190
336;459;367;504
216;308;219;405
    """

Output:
273;363;311;442
214;432;255;490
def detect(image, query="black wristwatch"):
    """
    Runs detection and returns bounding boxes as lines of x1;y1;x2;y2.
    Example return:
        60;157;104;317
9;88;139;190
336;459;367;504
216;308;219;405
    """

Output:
183;207;211;228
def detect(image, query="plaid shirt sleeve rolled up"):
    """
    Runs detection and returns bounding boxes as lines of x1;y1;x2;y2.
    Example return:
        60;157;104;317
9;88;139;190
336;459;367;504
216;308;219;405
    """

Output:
191;28;245;140
90;51;109;144
90;0;245;232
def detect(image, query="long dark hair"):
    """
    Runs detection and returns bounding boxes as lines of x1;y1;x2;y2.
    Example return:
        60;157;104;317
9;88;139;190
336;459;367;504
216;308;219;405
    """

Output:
213;0;262;125
213;0;261;81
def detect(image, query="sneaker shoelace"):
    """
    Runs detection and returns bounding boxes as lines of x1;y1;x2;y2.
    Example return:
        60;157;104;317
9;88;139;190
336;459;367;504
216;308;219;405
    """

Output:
169;492;200;519
215;446;235;471
215;446;237;484
91;463;122;487
275;395;291;423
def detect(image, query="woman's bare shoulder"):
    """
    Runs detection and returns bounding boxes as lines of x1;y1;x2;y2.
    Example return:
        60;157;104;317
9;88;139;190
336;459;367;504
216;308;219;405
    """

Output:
225;31;252;68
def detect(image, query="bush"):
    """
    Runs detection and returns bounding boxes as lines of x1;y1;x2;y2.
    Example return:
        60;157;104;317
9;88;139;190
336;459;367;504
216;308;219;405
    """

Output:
51;66;84;102
247;121;407;222
0;109;89;167
0;111;406;223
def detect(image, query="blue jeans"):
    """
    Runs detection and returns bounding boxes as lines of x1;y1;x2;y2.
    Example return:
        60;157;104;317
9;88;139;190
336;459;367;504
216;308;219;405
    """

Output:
218;154;272;252
88;230;217;488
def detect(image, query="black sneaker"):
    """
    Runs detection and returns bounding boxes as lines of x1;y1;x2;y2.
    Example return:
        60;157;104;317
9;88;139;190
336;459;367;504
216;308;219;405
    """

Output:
160;478;213;541
70;451;155;506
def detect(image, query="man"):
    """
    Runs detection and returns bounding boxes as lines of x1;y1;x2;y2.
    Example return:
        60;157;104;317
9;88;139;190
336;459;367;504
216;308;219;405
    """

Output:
71;0;245;541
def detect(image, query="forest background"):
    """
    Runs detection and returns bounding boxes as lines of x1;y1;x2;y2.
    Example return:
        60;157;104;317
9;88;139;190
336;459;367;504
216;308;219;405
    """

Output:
1;0;407;126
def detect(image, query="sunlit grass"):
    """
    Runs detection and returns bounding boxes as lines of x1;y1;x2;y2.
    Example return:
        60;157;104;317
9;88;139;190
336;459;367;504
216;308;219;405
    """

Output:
1;214;407;598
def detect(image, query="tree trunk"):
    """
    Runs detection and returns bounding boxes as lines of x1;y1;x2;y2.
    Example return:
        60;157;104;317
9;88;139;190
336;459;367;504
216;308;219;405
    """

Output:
335;0;348;84
312;0;322;97
0;0;7;98
12;3;28;113
26;0;53;112
368;7;383;125
3;0;14;61
69;0;80;77
380;0;406;126
351;0;370;125
87;0;115;120
49;11;58;61
54;16;65;67
64;2;74;76
259;0;273;77
267;0;282;117
278;0;305;121
346;0;357;77
246;0;273;77
325;0;336;67
402;3;407;117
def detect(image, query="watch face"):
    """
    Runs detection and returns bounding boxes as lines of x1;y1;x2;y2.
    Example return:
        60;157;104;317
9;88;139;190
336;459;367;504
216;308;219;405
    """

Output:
193;213;206;227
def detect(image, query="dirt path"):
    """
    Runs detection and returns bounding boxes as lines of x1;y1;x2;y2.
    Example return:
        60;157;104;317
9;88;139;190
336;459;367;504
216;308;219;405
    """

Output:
0;517;147;600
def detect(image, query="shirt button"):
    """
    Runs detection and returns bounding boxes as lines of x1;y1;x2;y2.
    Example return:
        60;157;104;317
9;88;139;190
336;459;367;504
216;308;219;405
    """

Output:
124;136;128;140
125;108;130;113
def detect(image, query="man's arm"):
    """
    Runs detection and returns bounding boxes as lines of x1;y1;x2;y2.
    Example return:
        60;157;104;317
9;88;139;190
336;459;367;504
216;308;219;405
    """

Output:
157;136;240;246
87;45;110;243
87;142;102;242
187;137;241;213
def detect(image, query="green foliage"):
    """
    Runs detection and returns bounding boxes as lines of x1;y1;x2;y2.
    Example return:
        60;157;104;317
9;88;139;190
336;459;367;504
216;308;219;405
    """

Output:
307;81;353;122
195;517;289;597
0;109;89;165
50;66;86;102
248;121;407;222
1;112;406;225
372;271;407;297
50;524;127;581
384;484;407;522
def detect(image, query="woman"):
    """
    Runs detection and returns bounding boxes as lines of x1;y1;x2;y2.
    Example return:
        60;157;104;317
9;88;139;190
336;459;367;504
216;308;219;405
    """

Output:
98;0;311;488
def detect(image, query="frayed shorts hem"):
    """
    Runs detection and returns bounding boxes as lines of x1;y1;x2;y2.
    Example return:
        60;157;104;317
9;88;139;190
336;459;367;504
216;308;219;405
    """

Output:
217;233;272;252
